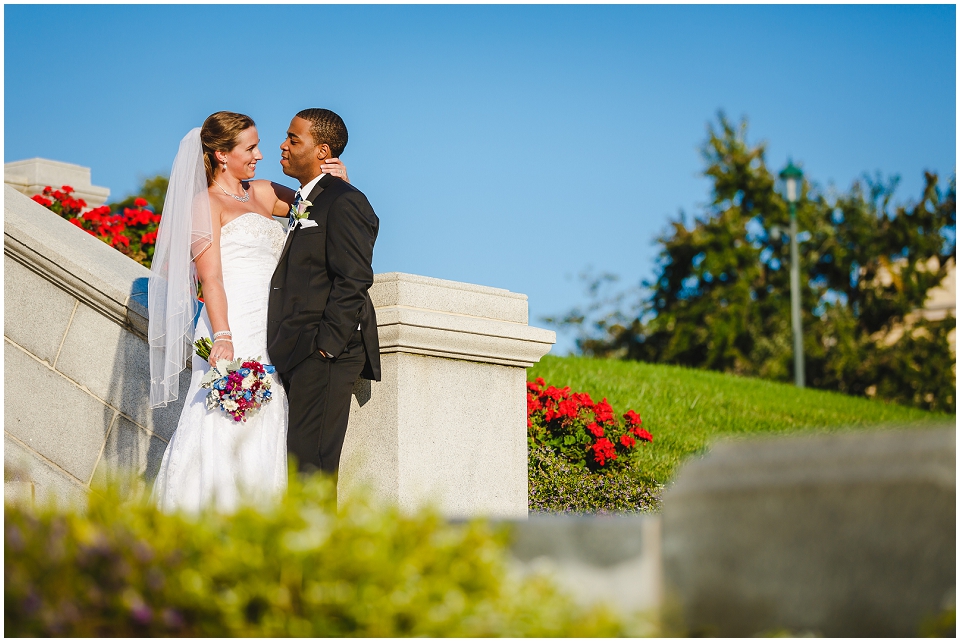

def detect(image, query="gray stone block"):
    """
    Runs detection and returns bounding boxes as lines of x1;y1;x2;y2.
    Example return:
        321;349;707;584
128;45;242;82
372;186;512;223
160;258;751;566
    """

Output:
4;481;35;506
661;426;956;637
4;257;78;365
92;416;167;500
54;299;192;445
4;433;88;509
4;340;114;484
507;513;662;619
341;353;530;519
147;367;193;443
55;302;152;426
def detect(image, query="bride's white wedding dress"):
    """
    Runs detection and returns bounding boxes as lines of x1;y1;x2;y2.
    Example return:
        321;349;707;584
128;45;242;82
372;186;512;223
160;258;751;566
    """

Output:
152;213;289;513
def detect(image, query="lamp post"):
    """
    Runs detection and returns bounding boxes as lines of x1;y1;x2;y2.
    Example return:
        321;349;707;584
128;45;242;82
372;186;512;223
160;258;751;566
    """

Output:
779;160;805;388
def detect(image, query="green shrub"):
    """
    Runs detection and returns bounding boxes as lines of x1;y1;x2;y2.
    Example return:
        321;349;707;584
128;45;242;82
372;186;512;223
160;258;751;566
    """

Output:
5;474;626;636
529;445;662;514
527;378;652;471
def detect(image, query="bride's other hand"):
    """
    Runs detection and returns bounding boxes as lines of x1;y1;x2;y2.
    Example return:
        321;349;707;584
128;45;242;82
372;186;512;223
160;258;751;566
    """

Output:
209;339;234;367
322;158;349;183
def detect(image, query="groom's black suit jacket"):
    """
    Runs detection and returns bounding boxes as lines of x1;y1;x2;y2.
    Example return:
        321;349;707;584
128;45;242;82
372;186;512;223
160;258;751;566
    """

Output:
267;174;381;380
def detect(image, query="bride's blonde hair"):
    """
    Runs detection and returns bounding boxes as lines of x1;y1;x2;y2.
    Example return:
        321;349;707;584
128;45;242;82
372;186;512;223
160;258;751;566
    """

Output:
200;111;256;186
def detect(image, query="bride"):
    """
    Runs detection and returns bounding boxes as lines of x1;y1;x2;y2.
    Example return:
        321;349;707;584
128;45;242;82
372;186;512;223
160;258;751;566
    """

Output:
148;111;348;513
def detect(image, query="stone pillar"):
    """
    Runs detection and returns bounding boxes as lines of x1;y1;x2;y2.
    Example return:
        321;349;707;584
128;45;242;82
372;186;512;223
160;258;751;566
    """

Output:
339;273;555;519
4;158;110;208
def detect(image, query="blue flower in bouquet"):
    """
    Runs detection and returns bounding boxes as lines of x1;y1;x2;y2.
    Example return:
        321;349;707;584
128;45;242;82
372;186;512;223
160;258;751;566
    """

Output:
197;354;275;423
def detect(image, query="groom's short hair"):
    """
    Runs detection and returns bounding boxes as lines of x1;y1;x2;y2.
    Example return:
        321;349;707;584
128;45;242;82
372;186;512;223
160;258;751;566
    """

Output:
296;108;348;158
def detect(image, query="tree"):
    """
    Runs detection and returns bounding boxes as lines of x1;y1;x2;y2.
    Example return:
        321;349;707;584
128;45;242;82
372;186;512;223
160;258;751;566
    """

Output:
109;174;168;215
556;114;955;412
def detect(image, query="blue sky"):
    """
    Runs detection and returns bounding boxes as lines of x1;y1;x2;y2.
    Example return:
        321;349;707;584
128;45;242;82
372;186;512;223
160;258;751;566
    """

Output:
5;4;956;353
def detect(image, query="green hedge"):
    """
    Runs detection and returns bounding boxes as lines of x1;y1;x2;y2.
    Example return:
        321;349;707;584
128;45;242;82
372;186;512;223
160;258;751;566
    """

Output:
528;446;662;514
5;475;627;636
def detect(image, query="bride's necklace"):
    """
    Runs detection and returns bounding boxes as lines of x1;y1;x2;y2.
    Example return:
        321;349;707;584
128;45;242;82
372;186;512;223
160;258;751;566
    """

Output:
213;179;250;203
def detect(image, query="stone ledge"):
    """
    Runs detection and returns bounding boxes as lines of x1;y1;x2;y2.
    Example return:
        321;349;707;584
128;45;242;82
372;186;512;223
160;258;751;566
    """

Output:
376;306;555;367
668;426;955;493
371;272;528;324
4;186;149;338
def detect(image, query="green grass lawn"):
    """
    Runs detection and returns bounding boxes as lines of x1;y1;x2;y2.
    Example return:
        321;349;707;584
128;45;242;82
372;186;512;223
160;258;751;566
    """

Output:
530;355;953;486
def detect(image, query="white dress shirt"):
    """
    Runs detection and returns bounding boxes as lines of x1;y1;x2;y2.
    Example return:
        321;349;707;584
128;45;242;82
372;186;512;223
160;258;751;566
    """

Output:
298;172;325;200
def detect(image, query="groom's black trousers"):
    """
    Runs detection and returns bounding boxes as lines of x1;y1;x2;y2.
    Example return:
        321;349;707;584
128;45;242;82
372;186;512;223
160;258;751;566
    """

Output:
282;329;366;475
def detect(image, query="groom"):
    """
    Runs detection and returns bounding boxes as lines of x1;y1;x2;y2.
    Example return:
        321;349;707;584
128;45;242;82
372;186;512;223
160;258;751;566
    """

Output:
268;108;381;477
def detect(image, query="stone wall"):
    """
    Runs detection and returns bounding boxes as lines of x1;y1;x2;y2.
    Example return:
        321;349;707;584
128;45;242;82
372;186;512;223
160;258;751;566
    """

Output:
4;185;183;505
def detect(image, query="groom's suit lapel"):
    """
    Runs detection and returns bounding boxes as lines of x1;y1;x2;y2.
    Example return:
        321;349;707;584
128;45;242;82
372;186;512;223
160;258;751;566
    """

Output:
277;173;333;267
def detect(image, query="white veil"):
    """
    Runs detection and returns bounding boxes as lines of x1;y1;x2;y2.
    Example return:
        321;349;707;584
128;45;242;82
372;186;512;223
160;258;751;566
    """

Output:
148;127;213;408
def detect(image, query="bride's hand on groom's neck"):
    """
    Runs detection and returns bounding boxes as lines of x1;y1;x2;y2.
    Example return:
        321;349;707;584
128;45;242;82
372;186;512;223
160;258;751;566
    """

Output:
320;158;349;184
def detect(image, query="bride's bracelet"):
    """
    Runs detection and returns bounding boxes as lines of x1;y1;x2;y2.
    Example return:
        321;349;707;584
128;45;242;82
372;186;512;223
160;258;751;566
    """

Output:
213;337;232;344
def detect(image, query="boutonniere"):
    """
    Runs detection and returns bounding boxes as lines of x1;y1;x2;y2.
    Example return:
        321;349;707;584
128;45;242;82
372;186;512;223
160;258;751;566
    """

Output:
289;199;313;227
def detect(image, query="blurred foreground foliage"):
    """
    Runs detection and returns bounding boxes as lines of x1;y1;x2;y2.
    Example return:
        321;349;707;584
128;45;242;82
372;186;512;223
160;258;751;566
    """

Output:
5;474;628;637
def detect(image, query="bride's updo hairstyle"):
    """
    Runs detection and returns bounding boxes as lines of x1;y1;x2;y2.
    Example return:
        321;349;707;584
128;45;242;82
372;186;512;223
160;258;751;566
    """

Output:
200;111;256;186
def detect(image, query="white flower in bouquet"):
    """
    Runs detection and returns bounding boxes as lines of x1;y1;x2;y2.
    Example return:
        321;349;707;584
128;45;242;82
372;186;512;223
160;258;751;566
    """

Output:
222;398;239;412
241;374;256;390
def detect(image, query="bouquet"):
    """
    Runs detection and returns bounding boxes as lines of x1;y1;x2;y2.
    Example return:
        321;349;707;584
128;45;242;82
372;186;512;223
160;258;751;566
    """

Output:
194;338;276;423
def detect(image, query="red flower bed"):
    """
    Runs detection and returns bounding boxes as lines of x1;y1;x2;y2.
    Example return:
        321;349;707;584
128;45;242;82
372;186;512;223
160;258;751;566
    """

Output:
527;377;652;470
33;187;160;268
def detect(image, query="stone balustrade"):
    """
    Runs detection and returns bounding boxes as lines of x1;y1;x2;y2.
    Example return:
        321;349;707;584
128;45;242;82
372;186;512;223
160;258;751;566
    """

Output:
3;185;555;517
